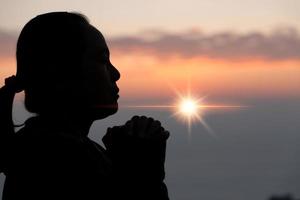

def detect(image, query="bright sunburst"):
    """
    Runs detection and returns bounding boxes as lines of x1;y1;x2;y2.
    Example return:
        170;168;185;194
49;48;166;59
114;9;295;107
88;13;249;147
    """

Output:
179;98;198;116
172;95;209;135
123;93;246;137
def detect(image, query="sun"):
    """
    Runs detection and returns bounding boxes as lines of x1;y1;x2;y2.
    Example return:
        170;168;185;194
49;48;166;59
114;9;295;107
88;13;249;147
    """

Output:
179;98;198;116
175;96;203;121
172;95;206;134
122;92;245;137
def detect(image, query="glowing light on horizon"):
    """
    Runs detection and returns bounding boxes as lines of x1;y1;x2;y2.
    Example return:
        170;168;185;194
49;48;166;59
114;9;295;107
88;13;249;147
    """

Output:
173;95;204;135
179;98;198;116
122;95;247;138
120;64;248;137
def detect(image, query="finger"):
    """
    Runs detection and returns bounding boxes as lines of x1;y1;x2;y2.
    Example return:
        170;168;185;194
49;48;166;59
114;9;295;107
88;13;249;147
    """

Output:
130;115;140;136
162;130;170;140
147;120;162;136
152;128;170;141
124;120;134;136
135;116;148;138
145;117;154;130
131;115;139;121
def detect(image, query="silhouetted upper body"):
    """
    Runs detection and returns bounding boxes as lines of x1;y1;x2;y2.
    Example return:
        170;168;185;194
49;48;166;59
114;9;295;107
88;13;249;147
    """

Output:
2;116;112;199
1;115;169;200
0;12;169;200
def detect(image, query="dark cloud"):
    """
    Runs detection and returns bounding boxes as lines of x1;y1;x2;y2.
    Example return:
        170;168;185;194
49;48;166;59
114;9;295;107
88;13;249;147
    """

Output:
0;30;17;58
108;28;300;60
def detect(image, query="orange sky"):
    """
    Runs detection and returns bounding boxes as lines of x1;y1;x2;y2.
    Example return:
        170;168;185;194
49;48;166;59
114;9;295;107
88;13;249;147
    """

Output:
0;46;299;102
0;0;299;105
110;49;300;101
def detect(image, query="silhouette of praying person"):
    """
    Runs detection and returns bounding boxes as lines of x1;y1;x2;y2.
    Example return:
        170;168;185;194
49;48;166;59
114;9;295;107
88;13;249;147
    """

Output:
0;12;169;200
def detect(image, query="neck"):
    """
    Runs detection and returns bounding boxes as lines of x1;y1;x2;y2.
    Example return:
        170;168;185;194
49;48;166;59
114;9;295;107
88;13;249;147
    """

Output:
38;112;94;137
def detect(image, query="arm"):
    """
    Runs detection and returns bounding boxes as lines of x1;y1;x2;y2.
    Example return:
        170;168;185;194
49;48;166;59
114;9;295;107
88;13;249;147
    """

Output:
103;116;170;200
0;76;21;173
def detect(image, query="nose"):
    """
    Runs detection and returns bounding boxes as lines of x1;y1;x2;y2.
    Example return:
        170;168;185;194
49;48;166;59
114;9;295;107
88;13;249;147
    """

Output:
110;63;120;82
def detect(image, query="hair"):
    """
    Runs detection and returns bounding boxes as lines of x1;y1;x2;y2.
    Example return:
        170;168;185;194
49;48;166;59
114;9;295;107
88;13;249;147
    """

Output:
16;12;90;113
0;12;90;135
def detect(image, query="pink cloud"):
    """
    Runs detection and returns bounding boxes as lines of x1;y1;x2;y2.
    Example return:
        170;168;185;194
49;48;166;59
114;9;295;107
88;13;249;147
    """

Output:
108;27;300;61
1;27;300;61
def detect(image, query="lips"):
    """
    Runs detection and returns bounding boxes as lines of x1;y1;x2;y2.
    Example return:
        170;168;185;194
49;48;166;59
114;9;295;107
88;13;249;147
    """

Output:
113;86;119;99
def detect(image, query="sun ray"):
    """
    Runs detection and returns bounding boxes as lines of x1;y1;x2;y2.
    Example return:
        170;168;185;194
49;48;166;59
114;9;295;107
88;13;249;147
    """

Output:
173;95;210;135
122;102;246;132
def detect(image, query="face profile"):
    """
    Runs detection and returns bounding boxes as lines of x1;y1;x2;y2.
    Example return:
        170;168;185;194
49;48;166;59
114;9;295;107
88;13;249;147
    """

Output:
15;12;120;121
80;25;120;119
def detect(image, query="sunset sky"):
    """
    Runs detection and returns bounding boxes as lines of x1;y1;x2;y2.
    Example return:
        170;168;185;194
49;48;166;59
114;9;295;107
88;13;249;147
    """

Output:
0;1;300;199
0;0;299;103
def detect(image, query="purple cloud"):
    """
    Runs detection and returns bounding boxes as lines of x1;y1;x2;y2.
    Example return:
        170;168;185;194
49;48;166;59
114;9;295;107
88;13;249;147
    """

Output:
108;28;300;60
1;28;300;61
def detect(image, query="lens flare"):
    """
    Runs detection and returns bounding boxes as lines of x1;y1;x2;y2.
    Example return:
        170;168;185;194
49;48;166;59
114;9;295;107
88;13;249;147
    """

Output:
172;95;208;135
122;94;247;137
179;98;198;116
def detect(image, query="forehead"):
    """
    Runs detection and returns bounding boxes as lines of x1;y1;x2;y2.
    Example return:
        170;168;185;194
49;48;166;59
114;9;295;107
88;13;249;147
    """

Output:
84;25;109;54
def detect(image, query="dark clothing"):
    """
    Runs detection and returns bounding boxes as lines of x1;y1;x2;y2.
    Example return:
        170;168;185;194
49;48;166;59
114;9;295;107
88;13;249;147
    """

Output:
0;117;169;200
